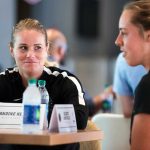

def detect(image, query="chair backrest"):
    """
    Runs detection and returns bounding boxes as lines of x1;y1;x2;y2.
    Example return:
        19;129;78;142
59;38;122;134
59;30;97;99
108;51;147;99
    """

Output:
92;114;130;150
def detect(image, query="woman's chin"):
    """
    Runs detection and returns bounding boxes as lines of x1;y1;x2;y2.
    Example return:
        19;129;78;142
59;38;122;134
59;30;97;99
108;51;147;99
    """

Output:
126;59;138;67
23;68;42;79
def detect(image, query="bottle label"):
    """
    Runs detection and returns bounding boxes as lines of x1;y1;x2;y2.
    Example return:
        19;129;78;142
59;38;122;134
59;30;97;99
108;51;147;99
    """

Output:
41;91;49;104
41;95;49;104
23;105;40;124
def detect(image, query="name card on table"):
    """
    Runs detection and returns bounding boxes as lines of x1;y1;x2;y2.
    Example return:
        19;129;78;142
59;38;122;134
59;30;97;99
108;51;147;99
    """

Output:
49;104;77;133
0;103;22;128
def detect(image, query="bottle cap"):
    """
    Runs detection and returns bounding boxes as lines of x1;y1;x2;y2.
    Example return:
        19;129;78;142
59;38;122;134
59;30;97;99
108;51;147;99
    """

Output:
28;78;37;85
102;100;111;110
104;83;110;89
38;80;46;86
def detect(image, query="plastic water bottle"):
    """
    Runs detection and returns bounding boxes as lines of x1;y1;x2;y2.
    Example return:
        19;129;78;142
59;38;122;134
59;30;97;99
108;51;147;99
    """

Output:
101;84;114;113
38;80;49;129
22;79;41;132
101;95;113;113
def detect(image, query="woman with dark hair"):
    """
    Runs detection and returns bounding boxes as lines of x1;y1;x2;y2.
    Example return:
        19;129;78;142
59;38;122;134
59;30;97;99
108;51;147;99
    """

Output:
115;1;150;149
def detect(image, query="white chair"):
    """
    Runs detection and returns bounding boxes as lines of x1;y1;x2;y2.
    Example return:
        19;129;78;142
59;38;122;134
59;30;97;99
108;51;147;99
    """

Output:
92;114;130;150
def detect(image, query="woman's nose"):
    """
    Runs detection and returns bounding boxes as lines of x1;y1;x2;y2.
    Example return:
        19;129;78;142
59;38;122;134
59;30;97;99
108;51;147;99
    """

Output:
26;49;35;57
115;35;123;47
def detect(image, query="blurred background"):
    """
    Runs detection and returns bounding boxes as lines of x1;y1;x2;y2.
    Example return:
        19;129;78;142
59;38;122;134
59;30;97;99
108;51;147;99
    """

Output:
0;0;130;97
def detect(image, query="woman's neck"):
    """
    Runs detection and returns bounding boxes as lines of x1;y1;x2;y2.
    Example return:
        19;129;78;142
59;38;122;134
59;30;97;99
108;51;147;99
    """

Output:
19;70;43;87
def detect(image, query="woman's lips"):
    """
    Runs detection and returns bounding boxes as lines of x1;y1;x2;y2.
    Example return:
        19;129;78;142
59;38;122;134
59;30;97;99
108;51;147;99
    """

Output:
24;60;38;63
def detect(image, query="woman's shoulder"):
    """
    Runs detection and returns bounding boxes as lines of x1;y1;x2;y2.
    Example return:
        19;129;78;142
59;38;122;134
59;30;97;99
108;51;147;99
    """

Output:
139;71;150;85
0;67;19;78
44;66;82;87
44;66;76;78
135;71;150;99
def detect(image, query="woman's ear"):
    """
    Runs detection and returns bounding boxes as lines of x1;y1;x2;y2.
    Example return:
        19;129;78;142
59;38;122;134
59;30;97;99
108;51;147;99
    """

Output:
146;30;150;42
9;45;14;57
46;42;51;55
148;35;150;41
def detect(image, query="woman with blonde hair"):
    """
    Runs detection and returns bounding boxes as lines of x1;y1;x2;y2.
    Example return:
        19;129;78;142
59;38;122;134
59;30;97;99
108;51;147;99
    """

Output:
0;18;88;150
